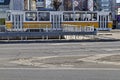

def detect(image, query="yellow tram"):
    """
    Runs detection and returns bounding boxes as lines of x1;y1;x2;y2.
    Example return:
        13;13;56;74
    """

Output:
5;10;113;31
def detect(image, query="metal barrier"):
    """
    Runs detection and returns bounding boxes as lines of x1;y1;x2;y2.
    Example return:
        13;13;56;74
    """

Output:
0;31;96;40
0;26;97;40
0;31;96;37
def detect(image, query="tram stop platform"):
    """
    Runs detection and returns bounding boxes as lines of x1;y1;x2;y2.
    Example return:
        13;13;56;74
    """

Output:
96;29;120;40
65;29;120;40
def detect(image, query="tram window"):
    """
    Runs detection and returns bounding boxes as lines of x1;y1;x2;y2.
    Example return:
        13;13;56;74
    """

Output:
75;14;80;21
82;14;89;21
109;13;112;21
75;13;84;21
38;12;50;21
83;13;97;21
74;13;89;21
25;12;37;21
63;12;74;21
92;13;97;21
86;14;93;21
6;12;11;21
74;12;97;21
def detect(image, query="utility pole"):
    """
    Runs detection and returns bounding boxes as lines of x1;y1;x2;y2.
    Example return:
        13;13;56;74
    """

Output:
72;0;75;12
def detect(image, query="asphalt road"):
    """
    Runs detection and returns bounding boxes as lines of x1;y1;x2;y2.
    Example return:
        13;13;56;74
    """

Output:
0;68;120;80
0;41;120;59
0;41;120;80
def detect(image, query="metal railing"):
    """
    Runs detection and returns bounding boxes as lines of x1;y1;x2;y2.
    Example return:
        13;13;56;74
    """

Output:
0;26;97;40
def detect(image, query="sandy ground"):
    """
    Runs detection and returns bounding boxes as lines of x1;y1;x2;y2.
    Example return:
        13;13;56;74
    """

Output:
8;54;120;68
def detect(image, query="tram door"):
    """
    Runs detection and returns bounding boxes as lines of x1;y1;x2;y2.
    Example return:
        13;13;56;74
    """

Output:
50;12;63;29
99;13;109;30
12;12;24;30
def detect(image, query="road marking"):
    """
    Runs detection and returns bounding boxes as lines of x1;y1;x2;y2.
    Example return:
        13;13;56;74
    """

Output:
50;43;79;46
0;68;120;71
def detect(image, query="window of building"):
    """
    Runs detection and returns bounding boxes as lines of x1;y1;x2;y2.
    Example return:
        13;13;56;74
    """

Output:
103;9;110;11
101;0;109;2
36;0;44;7
37;0;44;1
0;0;4;3
101;4;109;7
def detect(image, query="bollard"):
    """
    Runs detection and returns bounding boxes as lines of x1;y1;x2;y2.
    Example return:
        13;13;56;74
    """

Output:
42;36;44;40
7;36;9;41
21;36;23;40
46;36;48;40
75;35;77;39
59;35;61;40
25;36;27;40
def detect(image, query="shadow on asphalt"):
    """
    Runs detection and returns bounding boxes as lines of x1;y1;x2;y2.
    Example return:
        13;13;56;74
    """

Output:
0;39;119;44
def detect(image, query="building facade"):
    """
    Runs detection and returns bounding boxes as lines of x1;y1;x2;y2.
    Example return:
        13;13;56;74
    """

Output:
10;0;24;10
1;0;117;12
24;0;36;10
0;0;10;10
23;0;94;11
94;0;114;11
36;0;45;10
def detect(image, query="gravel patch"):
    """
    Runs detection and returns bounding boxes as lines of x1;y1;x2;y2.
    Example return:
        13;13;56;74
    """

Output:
97;55;120;62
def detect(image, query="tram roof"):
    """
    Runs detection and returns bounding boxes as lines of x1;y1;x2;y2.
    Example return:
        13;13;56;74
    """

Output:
37;8;55;11
6;10;111;14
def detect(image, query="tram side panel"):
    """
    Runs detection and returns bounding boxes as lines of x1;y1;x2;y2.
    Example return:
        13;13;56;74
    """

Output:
62;22;99;28
5;22;52;29
108;21;113;29
5;21;113;30
5;11;113;30
5;21;12;29
62;22;112;28
23;22;51;29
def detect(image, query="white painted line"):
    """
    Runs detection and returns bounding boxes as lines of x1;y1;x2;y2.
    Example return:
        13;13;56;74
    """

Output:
50;43;79;46
0;68;119;71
